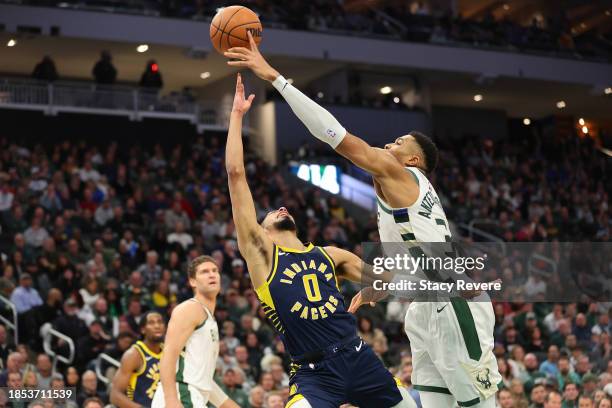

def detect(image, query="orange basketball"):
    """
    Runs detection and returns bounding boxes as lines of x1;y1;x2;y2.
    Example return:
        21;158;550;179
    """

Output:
210;6;263;55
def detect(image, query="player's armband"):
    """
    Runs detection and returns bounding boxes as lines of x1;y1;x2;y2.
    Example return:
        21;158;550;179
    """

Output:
272;75;346;149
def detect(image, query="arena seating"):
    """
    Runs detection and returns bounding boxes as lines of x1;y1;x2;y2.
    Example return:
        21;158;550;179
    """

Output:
0;118;609;406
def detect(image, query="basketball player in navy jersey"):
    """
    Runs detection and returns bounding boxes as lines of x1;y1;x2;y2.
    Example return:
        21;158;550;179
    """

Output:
226;74;416;408
111;311;165;408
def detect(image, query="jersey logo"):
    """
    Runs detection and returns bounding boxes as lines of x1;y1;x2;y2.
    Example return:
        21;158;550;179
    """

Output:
211;328;219;342
476;368;492;389
145;362;160;399
355;341;363;352
436;304;448;313
145;356;153;362
278;251;288;256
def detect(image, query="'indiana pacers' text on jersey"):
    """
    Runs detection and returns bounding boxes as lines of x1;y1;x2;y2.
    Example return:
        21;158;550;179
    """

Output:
255;243;356;358
127;341;161;405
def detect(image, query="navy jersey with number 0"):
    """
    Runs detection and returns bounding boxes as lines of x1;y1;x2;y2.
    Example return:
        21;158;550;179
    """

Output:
255;243;356;358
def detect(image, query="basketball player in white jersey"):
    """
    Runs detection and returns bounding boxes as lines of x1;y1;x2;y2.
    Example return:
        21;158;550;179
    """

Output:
225;33;501;408
153;255;240;408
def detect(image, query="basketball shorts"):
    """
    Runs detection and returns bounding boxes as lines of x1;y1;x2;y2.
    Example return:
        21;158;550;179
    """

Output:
151;381;209;408
286;336;403;408
405;295;501;406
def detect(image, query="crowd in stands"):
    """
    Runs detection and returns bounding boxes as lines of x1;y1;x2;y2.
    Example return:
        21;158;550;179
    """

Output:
0;122;609;408
7;0;611;61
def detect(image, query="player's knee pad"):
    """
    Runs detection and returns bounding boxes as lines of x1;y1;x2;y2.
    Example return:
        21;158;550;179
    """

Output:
391;386;418;408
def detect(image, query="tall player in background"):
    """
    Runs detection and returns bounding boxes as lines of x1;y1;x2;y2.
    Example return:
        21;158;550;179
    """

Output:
153;256;239;408
111;311;165;408
226;73;415;408
226;33;500;408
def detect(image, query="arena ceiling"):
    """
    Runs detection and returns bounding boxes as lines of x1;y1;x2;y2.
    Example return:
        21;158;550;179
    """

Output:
0;32;611;120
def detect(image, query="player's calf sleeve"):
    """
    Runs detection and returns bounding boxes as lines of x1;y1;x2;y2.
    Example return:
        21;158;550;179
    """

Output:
391;386;418;408
271;75;346;149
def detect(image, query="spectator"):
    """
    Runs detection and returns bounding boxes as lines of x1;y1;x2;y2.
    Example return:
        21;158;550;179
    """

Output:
79;277;101;310
137;251;162;284
34;354;53;390
94;200;113;226
498;388;515;408
0;352;24;387
64;366;80;390
577;395;594;408
0;324;13;365
76;321;110;371
266;392;285;408
0;180;14;214
31;56;59;82
583;374;599;398
77;370;107;406
220;367;248;407
92;51;117;85
53;298;88;342
575;314;592;345
540;345;561;377
82;397;105;408
7;371;23;389
248;385;264;408
544;305;565;334
10;273;43;314
545;391;563;408
23;218;49;249
167;221;193;250
531;383;547;408
562;382;580;407
139;60;163;89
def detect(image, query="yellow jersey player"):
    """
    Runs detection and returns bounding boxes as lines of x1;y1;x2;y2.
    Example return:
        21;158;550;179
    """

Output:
111;311;165;408
226;73;416;408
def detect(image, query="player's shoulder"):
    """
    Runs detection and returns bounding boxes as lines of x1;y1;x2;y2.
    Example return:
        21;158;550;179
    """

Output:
172;299;206;319
120;343;144;367
320;245;351;264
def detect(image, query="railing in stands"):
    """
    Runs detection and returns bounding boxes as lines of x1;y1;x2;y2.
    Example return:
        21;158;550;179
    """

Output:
0;295;18;346
458;222;507;257
40;323;75;372
96;353;120;385
528;252;557;278
0;78;231;132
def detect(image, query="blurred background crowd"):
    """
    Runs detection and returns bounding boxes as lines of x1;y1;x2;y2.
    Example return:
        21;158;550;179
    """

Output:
0;119;609;407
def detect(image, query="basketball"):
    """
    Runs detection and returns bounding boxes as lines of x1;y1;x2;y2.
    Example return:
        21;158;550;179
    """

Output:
210;6;263;55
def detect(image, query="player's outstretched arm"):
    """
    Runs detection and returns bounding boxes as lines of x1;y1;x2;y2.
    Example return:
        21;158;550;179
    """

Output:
226;74;273;289
159;302;201;408
110;347;145;408
225;33;402;178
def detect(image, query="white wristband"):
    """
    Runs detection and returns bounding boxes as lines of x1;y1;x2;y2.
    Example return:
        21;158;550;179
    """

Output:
272;75;346;149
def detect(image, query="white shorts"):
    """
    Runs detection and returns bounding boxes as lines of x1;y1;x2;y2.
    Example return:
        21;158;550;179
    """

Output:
405;294;501;406
152;382;210;408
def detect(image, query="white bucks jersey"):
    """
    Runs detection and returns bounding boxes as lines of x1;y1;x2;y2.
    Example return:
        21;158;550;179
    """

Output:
377;167;450;243
176;299;219;391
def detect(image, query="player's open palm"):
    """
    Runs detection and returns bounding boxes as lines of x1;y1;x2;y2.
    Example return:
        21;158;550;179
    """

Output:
231;73;255;115
225;32;279;82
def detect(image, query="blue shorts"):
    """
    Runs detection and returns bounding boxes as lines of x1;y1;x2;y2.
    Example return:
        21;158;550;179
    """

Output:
287;337;402;408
